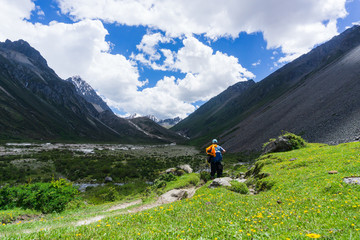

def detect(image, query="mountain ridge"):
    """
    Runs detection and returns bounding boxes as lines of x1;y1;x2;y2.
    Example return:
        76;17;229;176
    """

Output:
172;25;360;151
0;39;183;144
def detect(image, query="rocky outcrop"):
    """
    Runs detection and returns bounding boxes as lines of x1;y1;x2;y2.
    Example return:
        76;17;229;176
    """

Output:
208;177;246;188
177;164;193;173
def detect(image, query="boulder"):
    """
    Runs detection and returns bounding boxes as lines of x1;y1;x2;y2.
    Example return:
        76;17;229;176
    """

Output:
165;168;176;174
104;176;113;183
177;164;193;173
208;177;233;188
343;177;360;185
157;189;187;204
235;178;247;183
263;136;294;154
263;133;305;154
328;171;338;174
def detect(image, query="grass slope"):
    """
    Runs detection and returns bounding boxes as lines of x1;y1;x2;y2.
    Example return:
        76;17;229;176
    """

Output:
2;142;360;239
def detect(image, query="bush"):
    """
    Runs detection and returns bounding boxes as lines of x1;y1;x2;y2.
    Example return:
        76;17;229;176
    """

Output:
256;179;275;192
282;132;306;150
99;186;119;202
227;181;249;194
159;173;176;182
152;173;177;190
188;174;200;186
263;132;306;153
0;179;78;213
200;171;211;183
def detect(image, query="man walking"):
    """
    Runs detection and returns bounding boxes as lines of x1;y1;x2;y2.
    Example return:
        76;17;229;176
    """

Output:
206;139;226;179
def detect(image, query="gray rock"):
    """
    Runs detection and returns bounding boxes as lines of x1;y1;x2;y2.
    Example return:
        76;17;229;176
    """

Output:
234;178;247;183
209;177;232;188
263;136;294;154
177;164;193;173
157;189;187;204
104;176;113;183
343;177;360;185
165;168;176;174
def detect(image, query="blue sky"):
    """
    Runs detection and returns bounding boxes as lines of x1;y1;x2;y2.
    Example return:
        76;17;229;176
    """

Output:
1;0;359;119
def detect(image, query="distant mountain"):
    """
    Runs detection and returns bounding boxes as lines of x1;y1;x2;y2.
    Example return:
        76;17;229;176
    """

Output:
127;113;181;128
129;117;184;142
173;25;360;151
0;39;184;144
66;76;111;113
126;113;143;119
157;117;182;128
146;115;159;123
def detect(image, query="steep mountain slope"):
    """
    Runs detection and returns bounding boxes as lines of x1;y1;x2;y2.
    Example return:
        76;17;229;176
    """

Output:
172;80;256;140
223;42;360;151
173;25;360;150
0;40;182;143
67;76;184;143
66;76;111;113
0;40;117;142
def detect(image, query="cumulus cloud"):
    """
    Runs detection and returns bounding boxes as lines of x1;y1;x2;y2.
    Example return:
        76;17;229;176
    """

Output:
252;60;261;67
0;0;351;119
57;0;348;61
111;36;255;119
0;0;145;114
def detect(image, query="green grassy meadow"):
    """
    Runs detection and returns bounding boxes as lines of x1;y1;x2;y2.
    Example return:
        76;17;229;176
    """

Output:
1;142;360;239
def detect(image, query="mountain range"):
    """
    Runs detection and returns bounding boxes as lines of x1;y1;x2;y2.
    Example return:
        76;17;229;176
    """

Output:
1;25;360;150
0;40;183;144
172;25;360;151
126;114;182;128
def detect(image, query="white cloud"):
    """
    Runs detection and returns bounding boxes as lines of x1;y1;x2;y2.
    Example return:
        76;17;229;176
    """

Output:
36;6;45;16
111;36;255;119
0;0;145;115
57;0;348;61
0;0;352;119
252;60;261;67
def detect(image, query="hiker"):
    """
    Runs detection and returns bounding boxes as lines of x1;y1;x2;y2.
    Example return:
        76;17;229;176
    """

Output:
206;139;226;179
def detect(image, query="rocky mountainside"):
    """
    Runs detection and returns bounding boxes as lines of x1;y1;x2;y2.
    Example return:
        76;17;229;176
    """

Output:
66;76;112;113
173;25;360;151
172;79;256;141
128;117;184;142
157;117;182;128
0;40;183;143
127;113;181;128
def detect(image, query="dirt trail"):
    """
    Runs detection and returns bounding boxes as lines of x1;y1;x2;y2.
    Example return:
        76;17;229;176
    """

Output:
0;186;199;239
74;187;196;226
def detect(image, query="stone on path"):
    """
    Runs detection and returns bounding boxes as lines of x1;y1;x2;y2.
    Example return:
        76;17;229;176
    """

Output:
208;177;232;188
343;177;360;185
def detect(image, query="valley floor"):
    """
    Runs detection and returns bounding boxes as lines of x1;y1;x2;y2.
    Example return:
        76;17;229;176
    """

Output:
1;142;360;239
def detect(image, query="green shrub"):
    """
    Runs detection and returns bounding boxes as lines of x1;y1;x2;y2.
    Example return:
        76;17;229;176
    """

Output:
99;186;119;202
200;171;211;183
262;132;306;153
0;179;78;213
256;179;275;192
227;181;249;194
188;174;200;186
159;173;176;182
152;173;177;190
283;132;306;150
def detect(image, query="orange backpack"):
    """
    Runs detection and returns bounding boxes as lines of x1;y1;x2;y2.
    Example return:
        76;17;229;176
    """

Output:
206;144;216;157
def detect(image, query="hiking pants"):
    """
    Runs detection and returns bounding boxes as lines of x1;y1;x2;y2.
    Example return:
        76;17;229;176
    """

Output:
211;161;223;178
